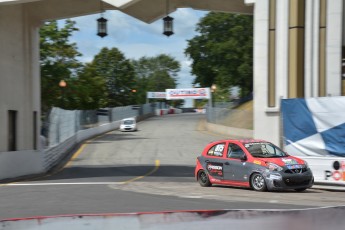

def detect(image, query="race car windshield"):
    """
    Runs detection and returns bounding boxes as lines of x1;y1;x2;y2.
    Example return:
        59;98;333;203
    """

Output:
244;143;288;158
123;120;134;125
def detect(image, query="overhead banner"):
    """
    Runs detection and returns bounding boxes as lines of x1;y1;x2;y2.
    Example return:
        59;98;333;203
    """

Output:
166;88;210;100
147;92;166;99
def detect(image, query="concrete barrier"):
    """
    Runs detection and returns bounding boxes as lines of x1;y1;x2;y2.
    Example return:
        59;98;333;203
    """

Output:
300;156;345;185
155;109;169;116
1;207;345;230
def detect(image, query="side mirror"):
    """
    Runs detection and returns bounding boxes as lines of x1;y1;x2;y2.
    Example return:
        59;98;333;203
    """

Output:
241;155;247;161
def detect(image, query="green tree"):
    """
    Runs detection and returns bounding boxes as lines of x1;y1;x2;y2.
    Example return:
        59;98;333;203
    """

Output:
40;19;82;112
71;64;108;110
89;47;136;107
185;13;253;97
131;54;181;103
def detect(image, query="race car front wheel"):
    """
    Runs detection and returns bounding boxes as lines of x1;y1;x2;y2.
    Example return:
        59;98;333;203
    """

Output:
198;170;211;187
250;173;267;192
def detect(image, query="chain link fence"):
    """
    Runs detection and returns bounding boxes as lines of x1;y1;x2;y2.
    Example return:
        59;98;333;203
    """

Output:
42;103;159;148
206;106;253;130
206;94;253;130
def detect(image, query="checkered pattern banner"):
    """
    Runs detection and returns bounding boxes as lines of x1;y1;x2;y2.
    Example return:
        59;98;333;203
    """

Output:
281;97;345;157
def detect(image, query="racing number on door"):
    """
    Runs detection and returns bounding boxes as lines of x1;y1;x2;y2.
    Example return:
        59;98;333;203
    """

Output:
207;143;225;157
212;144;224;157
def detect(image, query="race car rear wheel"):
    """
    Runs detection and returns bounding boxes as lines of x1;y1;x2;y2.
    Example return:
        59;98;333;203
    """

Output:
250;173;267;192
198;170;211;187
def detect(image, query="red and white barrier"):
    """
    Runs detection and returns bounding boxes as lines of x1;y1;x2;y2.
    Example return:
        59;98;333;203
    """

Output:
155;108;182;116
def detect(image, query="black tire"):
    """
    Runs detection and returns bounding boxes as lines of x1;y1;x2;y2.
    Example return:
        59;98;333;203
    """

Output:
250;173;267;192
198;170;211;187
295;188;307;192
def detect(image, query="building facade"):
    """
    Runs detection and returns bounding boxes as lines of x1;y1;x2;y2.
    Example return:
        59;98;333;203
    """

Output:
250;0;344;145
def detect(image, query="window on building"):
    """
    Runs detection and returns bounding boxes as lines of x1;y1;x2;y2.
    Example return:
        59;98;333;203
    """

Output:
33;111;37;150
8;110;17;151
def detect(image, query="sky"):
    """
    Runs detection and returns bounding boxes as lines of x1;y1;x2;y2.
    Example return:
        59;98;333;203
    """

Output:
66;8;208;90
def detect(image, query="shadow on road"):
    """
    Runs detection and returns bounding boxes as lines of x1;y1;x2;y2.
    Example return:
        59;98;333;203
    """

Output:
87;133;151;143
28;165;196;182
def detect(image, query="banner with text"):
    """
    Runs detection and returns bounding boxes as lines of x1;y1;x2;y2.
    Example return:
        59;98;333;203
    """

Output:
147;92;166;99
166;88;210;100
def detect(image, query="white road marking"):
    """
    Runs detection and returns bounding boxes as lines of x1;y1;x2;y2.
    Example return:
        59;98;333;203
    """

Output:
269;200;279;203
5;182;125;186
180;195;203;199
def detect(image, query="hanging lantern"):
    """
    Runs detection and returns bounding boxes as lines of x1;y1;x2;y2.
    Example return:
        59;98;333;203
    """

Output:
97;17;108;38
163;15;174;37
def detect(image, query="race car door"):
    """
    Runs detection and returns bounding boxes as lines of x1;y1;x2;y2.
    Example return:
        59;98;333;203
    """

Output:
223;143;250;184
204;142;226;180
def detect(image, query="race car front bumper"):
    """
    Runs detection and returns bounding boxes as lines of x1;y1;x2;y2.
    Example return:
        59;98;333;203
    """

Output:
264;169;314;191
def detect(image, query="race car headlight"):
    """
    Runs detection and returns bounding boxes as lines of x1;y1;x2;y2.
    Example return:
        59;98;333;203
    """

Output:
304;161;309;169
267;163;283;172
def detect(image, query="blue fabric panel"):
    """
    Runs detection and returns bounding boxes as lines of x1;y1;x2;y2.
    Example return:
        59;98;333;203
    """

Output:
281;98;318;144
321;122;345;157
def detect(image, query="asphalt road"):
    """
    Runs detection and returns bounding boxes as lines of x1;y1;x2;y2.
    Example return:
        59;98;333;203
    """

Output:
1;113;345;220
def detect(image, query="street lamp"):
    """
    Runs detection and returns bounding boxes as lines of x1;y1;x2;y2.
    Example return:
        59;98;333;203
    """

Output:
211;84;217;92
163;16;174;37
59;79;67;88
59;80;67;108
97;0;107;38
211;84;217;107
97;17;108;38
163;0;174;37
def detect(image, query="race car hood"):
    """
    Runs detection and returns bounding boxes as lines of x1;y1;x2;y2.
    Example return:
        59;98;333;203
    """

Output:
254;156;306;167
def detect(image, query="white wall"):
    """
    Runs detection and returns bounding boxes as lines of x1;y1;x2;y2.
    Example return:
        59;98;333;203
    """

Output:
0;4;41;151
0;120;121;181
326;0;343;96
252;0;282;145
305;0;320;98
302;156;345;185
253;0;345;146
0;150;44;180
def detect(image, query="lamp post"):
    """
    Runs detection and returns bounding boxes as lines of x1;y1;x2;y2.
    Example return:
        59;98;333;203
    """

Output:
59;79;67;109
97;0;107;38
59;79;67;88
163;0;174;37
211;84;217;107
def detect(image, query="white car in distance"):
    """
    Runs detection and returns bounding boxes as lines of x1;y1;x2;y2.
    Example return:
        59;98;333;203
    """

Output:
119;118;137;132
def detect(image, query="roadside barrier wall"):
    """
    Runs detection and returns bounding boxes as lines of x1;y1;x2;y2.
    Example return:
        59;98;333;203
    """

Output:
299;156;345;185
0;104;155;182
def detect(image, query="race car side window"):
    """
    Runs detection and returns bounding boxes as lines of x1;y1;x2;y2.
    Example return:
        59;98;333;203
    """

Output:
227;144;245;159
207;143;225;157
